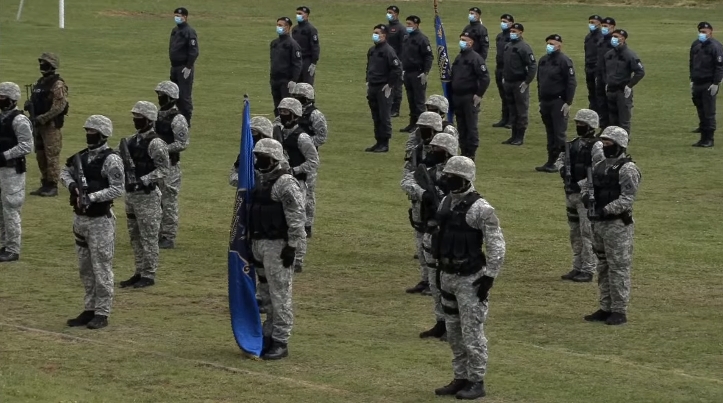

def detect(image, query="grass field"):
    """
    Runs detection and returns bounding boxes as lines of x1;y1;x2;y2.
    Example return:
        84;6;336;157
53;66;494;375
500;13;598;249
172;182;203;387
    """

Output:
1;0;723;402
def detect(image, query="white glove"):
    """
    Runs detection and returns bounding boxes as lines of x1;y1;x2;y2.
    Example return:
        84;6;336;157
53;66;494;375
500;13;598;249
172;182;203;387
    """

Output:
519;82;529;93
501;78;505;84
473;95;481;107
561;103;570;117
230;174;239;187
308;63;316;77
690;81;694;90
605;84;608;93
366;82;369;90
624;86;632;98
418;73;427;86
402;71;405;80
182;67;192;79
287;81;297;91
382;84;392;98
709;84;719;96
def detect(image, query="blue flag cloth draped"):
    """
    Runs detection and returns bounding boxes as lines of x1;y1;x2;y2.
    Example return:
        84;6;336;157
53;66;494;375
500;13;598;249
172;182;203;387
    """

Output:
228;95;263;357
434;0;454;124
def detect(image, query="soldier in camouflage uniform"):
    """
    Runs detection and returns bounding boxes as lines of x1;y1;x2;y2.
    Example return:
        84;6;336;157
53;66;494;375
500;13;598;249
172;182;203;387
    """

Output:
290;83;327;238
61;115;125;330
0;82;33;262
154;81;190;249
248;138;306;360
432;156;506;400
273;98;319;273
118;101;170;289
26;53;69;197
584;126;641;326
402;112;445;294
557;109;600;283
412;132;459;341
424;95;460;139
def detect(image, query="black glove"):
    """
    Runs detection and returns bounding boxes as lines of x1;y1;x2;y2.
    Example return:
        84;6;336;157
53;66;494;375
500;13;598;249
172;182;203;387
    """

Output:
125;183;138;193
422;190;436;206
68;183;79;207
23;100;32;112
280;245;296;268
0;153;6;165
472;275;494;302
582;193;590;209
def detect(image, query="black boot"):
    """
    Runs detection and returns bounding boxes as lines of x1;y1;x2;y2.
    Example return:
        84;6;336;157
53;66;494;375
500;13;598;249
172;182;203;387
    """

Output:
535;150;554;172
456;381;486;400
30;180;48;196
119;274;141;288
400;123;416;132
262;340;289;360
571;272;593;282
561;269;579;280
584;309;611;322
39;182;58;197
159;237;175;249
541;149;560;173
435;379;468;396
364;143;380;152
373;142;389;153
406;281;428;294
87;315;108;329
294;263;303;273
605;312;627;325
133;277;155;288
501;128;516;144
305;226;312;238
692;127;701;133
260;336;273;355
67;310;95;327
419;320;446;338
0;251;19;262
692;133;704;147
699;130;714;147
492;119;508;128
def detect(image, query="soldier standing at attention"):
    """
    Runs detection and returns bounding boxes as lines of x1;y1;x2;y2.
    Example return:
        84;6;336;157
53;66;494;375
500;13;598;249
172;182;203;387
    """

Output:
584;126;641;326
271;17;303;117
118;102;170;289
365;24;403;153
62;115;124;330
154;81;189;249
399;15;434;133
689;22;723;147
27;52;68;197
535;34;576;173
492;14;514;129
594;17;616;131
601;29;645;136
0;82;33;262
385;5;405;118
462;7;490;61
168;7;199;126
432;156;505;400
501;23;536;146
584;15;603;113
292;6;320;86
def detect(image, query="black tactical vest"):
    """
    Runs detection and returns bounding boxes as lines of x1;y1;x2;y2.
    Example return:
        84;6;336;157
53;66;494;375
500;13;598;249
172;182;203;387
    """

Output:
434;192;486;275
155;110;181;165
66;148;116;217
297;105;317;137
592;157;633;219
127;133;158;191
418;165;441;228
249;175;289;240
561;138;594;194
0;110;21;156
282;128;307;181
31;74;69;128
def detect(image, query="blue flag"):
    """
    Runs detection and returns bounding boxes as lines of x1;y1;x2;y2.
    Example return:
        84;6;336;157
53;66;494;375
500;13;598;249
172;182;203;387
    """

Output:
434;0;454;124
228;95;263;357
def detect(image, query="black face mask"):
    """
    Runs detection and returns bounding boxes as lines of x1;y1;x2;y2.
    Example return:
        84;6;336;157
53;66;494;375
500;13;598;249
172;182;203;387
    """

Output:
576;125;595;138
86;131;106;149
39;62;54;76
440;175;468;193
133;117;150;131
0;98;14;111
603;144;623;158
424;150;447;166
294;97;309;106
158;95;175;110
252;134;262;146
254;155;276;173
420;128;435;144
280;114;297;128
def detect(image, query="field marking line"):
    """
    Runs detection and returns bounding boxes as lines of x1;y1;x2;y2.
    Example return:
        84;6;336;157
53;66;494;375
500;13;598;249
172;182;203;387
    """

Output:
0;321;348;394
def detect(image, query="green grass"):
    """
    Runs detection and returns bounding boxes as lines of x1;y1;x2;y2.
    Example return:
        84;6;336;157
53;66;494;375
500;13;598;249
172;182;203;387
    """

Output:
1;0;723;402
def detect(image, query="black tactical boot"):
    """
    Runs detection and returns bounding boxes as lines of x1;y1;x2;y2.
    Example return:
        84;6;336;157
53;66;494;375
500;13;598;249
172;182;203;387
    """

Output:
571;272;593;282
561;269;579;280
67;310;95;327
698;131;714;147
30;180;48;196
158;237;175;249
535;150;554;172
305;226;312;238
364;143;380;152
260;336;273;356
87;315;108;329
501;129;516;144
119;274;141;288
434;379;468;396
373;142;389;153
39;182;58;197
419;320;446;339
294;263;303;273
0;251;19;262
406;281;428;294
391;110;400;118
584;309;611;322
541;150;560;172
262;341;289;360
605;312;627;325
133;277;155;288
692;127;701;133
456;381;486;400
400;123;416;132
692;134;704;147
421;285;432;296
509;128;525;146
492;119;508;128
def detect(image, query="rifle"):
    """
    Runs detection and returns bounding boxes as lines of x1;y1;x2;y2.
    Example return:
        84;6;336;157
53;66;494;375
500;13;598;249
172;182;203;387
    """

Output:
119;138;141;192
586;166;598;219
563;141;573;192
72;154;90;211
414;164;441;228
23;85;36;129
272;125;283;143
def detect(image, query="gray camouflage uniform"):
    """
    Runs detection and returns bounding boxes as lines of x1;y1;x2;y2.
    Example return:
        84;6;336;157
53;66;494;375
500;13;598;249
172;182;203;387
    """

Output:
425;94;460;139
158;109;189;242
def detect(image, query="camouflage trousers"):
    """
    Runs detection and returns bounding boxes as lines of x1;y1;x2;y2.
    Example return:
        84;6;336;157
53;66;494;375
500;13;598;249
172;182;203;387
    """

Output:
73;213;115;316
295;180;308;267
592;219;635;314
125;189;162;279
159;164;182;241
411;201;429;282
305;171;317;228
0;168;25;254
34;123;62;184
253;239;294;344
566;193;596;274
440;269;489;382
422;232;444;322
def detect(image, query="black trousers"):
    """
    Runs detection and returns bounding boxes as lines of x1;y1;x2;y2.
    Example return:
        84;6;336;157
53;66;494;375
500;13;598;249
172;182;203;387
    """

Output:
170;66;194;126
404;72;427;126
595;77;609;128
503;80;530;130
299;58;315;86
495;69;509;122
391;79;403;114
692;82;717;134
271;79;292;117
585;67;598;113
540;98;568;152
367;84;392;143
606;88;633;136
452;93;480;156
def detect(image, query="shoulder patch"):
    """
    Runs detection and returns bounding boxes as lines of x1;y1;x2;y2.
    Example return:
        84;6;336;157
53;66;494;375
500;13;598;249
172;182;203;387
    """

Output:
638;61;643;69
110;167;123;181
191;39;196;46
484;36;489;43
481;64;487;72
569;67;574;76
427;45;431;52
529;53;535;62
312;34;318;42
296;50;301;58
718;55;722;63
393;58;399;66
